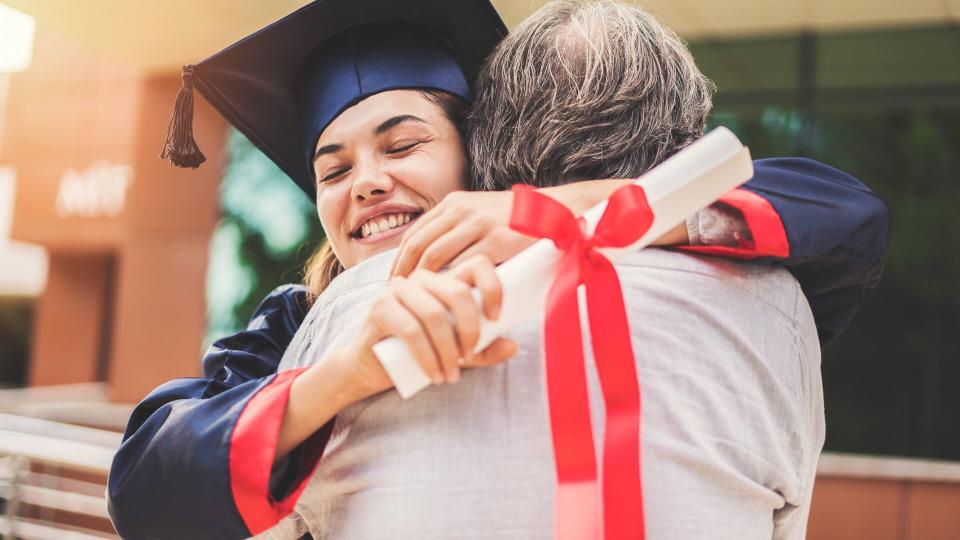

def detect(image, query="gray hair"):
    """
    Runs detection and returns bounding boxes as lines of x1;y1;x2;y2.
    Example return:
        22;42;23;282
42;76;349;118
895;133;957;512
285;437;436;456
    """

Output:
467;0;714;190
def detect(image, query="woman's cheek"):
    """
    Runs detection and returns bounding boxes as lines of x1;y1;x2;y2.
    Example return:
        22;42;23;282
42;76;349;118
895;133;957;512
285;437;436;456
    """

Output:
392;150;466;194
315;182;351;236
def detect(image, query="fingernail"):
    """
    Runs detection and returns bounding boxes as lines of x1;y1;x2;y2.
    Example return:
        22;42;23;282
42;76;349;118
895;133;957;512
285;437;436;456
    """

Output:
448;369;461;383
457;357;467;366
432;373;444;384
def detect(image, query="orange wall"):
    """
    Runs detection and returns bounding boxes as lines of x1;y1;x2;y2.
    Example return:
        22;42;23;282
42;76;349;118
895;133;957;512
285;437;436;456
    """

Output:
5;29;139;251
809;477;960;540
104;73;225;403
5;27;227;403
28;254;111;386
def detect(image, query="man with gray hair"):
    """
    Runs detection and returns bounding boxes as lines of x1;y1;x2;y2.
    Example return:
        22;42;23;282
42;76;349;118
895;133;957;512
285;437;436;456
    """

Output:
258;2;876;539
469;0;713;189
465;3;825;538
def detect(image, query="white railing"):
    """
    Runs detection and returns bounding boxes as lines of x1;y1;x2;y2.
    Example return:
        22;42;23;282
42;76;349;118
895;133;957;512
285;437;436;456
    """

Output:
0;410;119;539
817;452;960;483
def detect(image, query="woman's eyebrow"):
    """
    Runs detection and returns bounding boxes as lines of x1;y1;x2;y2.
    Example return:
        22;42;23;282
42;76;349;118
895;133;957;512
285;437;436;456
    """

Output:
314;143;344;162
375;115;427;135
313;115;427;162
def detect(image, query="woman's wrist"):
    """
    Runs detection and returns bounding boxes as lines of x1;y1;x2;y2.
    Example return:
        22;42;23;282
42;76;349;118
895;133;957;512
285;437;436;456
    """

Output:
275;349;368;460
309;347;383;405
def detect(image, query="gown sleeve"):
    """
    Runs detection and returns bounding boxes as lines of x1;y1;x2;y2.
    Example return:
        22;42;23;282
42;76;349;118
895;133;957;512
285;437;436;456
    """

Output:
678;157;891;346
107;284;335;539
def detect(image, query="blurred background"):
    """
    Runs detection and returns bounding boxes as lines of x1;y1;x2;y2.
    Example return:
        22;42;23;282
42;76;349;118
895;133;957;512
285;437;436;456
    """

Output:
0;1;957;538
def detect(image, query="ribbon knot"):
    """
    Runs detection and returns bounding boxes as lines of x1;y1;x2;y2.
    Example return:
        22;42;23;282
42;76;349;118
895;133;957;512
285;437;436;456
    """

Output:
509;183;654;540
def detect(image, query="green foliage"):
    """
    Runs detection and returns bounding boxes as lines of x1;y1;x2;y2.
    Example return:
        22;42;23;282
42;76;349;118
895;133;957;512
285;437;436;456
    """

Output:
204;130;325;344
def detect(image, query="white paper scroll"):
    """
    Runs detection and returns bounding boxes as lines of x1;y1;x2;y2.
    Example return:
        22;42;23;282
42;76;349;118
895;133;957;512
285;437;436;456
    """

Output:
374;126;754;398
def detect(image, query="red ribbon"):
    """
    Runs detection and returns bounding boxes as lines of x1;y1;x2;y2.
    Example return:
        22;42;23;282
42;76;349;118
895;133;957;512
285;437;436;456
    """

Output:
510;184;653;540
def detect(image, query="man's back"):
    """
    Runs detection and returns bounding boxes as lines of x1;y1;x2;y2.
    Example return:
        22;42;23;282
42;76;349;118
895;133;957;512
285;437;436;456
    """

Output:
268;248;823;540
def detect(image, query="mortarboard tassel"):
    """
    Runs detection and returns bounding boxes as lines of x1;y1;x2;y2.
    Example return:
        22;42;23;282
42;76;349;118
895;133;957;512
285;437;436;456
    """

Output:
160;65;207;169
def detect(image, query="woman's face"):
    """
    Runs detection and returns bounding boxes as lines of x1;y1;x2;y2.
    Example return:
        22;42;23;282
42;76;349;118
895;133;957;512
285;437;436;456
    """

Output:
313;90;469;268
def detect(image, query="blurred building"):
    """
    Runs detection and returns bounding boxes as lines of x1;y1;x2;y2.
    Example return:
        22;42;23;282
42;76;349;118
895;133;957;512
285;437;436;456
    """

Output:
0;1;958;538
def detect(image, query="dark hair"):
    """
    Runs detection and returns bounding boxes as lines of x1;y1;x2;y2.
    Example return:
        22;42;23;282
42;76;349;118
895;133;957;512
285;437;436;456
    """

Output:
421;88;470;142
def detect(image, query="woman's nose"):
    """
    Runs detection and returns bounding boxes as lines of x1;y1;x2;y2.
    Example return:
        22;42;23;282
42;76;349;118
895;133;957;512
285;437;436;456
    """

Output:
350;162;395;203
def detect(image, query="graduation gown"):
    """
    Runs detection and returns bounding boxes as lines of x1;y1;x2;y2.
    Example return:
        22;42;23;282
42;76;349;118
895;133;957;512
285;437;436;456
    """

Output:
106;157;890;539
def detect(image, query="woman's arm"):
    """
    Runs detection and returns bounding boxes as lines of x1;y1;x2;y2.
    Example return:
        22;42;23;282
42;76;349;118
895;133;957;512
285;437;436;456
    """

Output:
390;157;890;346
570;158;891;344
107;285;333;539
677;158;890;345
109;261;514;539
278;256;516;456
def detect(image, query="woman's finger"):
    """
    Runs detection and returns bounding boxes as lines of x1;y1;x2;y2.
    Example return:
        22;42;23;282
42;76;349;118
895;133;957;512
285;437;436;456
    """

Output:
392;208;461;277
367;291;443;385
415;222;487;273
463;338;517;368
390;207;441;276
391;275;463;383
451;256;503;321
448;238;495;270
417;272;481;363
448;231;537;269
398;194;458;243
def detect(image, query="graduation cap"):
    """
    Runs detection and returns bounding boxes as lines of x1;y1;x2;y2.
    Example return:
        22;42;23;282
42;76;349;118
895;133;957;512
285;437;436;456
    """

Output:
161;0;507;199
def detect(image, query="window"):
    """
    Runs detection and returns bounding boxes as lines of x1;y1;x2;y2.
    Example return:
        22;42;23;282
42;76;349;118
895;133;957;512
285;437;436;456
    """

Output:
692;25;960;459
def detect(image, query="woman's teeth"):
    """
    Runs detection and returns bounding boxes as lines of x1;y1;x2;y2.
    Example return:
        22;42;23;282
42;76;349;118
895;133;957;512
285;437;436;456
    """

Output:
360;213;415;239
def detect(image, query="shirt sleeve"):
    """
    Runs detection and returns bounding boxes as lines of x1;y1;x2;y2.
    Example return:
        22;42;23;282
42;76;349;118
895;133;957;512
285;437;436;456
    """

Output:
678;157;891;346
107;285;335;539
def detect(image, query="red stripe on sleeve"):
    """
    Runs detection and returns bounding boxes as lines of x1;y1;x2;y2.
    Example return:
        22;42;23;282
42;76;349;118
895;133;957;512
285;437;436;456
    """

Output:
678;187;790;259
229;367;326;535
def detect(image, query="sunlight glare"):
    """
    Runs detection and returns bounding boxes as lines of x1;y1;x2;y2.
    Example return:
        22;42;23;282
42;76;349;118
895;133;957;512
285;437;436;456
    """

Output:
0;3;36;73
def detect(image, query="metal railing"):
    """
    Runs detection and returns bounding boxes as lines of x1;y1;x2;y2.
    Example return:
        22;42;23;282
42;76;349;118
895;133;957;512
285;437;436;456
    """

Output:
0;410;120;540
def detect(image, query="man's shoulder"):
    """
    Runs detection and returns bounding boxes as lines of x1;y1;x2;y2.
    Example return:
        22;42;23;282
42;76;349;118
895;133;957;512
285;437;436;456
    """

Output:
321;249;395;302
615;248;804;317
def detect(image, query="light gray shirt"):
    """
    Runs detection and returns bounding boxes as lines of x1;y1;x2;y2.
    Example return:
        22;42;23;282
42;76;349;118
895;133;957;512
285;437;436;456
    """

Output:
259;247;823;540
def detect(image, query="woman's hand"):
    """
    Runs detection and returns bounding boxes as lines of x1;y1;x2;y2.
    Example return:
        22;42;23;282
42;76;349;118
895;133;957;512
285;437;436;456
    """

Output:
390;180;689;277
345;255;517;400
390;190;532;277
280;257;516;461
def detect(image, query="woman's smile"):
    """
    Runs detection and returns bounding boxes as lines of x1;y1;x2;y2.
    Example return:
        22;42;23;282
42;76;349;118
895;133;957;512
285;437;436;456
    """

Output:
352;211;422;245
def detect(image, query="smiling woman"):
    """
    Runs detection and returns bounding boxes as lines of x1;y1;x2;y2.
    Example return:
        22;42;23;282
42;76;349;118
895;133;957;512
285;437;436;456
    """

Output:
309;89;470;275
107;7;522;536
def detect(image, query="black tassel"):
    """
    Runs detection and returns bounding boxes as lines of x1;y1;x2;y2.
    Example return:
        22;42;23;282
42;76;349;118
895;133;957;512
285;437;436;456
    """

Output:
160;65;207;168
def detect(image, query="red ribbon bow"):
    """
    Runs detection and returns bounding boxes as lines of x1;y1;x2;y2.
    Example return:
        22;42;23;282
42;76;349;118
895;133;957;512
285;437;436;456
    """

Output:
510;184;654;540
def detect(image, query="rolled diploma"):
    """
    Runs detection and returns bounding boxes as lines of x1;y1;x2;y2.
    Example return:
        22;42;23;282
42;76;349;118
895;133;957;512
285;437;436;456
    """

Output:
374;126;754;399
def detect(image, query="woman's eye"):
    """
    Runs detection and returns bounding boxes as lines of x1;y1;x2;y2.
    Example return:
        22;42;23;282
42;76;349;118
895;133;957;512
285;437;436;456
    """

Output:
320;167;349;182
387;141;421;155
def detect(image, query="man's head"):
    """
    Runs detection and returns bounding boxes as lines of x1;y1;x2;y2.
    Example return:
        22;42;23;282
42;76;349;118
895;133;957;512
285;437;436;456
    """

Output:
468;0;713;190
